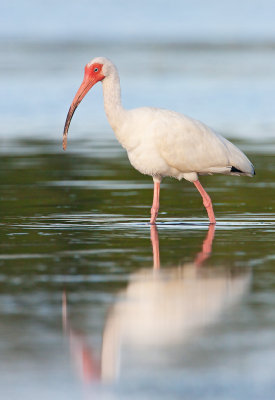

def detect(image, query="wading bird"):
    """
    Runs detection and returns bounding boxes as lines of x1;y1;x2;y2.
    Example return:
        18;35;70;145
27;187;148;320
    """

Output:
63;57;255;224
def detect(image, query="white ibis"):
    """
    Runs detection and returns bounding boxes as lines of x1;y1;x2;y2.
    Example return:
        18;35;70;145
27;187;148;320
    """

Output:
63;57;255;224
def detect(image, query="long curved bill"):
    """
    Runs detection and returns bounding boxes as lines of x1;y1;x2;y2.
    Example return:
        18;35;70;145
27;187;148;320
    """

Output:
62;76;96;151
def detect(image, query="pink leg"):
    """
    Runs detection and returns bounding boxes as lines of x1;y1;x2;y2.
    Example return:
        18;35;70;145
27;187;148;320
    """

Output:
150;180;160;224
194;180;216;224
150;224;160;269
195;223;216;266
63;290;101;382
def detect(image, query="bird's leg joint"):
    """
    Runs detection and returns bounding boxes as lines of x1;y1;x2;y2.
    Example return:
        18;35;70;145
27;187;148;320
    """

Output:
202;194;211;209
150;206;159;224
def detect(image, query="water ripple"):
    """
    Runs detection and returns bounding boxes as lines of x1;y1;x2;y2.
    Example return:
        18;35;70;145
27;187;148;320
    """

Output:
5;212;275;231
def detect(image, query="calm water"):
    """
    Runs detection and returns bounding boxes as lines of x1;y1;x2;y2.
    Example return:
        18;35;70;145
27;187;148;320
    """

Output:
1;1;275;398
1;137;275;399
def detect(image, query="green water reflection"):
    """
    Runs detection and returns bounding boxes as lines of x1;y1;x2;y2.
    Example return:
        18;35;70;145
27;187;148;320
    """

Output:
0;138;275;398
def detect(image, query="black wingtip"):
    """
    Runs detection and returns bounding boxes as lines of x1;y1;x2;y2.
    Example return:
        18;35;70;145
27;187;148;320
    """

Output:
231;166;243;173
231;165;256;176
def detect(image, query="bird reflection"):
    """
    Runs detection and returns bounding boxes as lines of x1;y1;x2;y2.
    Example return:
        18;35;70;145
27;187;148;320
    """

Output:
63;225;250;384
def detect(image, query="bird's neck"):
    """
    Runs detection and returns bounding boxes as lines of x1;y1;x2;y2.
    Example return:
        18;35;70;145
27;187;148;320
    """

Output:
102;71;126;132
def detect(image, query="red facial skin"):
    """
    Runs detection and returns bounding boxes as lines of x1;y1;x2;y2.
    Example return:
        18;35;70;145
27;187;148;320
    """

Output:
63;63;105;150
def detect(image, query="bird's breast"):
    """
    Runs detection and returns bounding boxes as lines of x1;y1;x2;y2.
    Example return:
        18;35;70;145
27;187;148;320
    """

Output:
127;143;177;179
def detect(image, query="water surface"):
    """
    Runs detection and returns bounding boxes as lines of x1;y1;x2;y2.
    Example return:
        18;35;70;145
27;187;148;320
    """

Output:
1;138;275;399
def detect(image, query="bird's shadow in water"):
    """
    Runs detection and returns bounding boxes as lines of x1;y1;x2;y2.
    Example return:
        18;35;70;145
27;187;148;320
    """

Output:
62;224;251;385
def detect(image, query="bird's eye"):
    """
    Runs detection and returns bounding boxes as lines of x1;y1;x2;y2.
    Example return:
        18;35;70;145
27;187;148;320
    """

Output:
94;67;98;72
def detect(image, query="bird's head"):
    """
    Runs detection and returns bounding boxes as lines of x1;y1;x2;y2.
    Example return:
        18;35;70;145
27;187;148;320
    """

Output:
62;57;113;150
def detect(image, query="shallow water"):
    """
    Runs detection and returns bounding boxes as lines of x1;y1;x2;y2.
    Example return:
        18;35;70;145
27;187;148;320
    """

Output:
1;138;275;399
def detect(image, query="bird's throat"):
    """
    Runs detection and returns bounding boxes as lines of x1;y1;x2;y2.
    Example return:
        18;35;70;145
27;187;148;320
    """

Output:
102;73;126;132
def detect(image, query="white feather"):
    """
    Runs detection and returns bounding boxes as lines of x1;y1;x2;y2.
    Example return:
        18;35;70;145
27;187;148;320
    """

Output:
91;57;255;183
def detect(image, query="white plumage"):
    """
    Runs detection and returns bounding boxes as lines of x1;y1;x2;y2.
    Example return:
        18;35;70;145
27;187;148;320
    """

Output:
117;107;254;181
63;57;255;224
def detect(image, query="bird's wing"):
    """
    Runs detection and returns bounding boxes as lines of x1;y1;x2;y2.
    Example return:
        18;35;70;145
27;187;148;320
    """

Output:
154;110;253;176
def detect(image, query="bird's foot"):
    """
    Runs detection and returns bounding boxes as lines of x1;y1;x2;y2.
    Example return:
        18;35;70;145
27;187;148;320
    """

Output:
206;209;216;224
